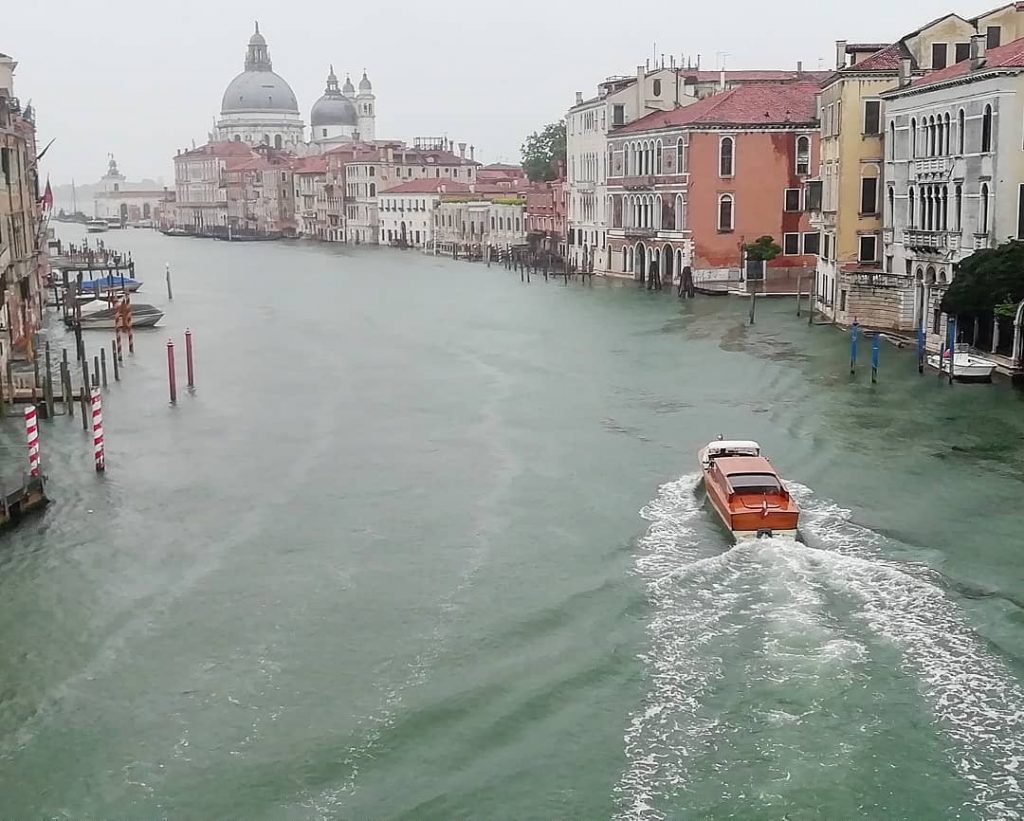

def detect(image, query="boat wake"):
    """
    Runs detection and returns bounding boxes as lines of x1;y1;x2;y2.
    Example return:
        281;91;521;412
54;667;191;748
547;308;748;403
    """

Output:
617;475;1024;820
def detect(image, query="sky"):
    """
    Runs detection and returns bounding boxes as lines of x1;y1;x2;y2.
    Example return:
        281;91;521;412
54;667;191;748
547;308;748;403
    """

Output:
4;0;1003;187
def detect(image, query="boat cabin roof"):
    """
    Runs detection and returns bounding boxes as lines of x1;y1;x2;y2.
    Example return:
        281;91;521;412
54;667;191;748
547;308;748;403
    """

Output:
706;440;761;457
715;456;777;476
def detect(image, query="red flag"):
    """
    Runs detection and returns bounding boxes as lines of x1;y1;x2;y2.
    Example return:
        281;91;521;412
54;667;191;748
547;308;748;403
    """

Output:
42;177;53;210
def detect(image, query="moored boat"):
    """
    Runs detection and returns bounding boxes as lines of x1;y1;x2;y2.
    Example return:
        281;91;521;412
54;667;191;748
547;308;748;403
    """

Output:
86;219;109;233
926;345;997;383
78;274;142;294
67;300;163;330
699;438;800;541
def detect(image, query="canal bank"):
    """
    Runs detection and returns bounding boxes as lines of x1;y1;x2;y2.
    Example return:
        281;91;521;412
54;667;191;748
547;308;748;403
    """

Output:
1;226;1022;818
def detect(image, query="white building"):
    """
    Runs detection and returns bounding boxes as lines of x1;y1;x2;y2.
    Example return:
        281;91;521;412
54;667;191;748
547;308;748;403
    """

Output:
565;66;694;274
378;179;468;248
92;155;168;223
309;66;376;147
214;23;305;149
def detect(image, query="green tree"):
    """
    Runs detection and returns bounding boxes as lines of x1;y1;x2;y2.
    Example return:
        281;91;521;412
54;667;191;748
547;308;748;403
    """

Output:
521;122;567;182
743;235;783;262
941;240;1024;316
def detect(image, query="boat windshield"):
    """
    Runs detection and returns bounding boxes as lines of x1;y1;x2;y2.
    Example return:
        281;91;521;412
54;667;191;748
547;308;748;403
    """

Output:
728;473;783;494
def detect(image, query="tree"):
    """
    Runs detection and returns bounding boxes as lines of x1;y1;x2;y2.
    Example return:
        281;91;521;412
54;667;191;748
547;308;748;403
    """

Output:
941;240;1024;317
521;122;567;182
743;235;783;262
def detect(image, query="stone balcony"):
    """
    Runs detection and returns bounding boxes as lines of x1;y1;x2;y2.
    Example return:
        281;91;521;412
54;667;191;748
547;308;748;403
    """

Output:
903;229;961;251
914;157;952;178
620;175;656;190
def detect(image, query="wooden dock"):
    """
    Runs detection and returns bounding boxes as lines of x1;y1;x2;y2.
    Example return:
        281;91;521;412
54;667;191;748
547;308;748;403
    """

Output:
0;474;48;531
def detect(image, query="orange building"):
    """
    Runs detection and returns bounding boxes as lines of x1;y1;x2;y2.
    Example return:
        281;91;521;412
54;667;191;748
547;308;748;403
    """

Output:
607;83;821;285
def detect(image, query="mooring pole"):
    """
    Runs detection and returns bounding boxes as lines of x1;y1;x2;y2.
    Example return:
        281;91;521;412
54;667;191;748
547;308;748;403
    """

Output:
100;348;108;388
796;276;802;317
25;405;40;477
111;340;120;381
749;290;757;325
948;316;957;386
91;388;105;472
917;323;926;375
185;328;195;389
871;332;880;384
44;342;54;421
166;262;173;301
850;321;860;375
167;339;177;404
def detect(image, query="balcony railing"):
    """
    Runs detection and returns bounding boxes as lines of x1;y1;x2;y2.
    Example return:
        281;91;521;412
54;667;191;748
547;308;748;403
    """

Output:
914;157;952;178
904;229;961;251
620;176;656;190
973;233;992;250
622;226;656;238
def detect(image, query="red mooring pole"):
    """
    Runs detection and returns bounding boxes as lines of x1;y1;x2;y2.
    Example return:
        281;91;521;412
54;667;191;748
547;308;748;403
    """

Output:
167;339;177;404
185;328;194;389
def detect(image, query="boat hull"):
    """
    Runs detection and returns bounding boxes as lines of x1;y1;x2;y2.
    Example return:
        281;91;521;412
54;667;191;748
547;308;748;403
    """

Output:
926;354;995;382
704;482;800;540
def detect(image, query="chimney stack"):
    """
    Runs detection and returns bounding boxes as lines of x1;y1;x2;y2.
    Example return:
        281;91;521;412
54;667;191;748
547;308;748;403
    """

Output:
459;142;467;159
470;145;475;161
899;57;912;87
637;65;645;114
835;39;848;70
797;60;803;73
719;68;726;92
971;33;988;69
575;91;583;105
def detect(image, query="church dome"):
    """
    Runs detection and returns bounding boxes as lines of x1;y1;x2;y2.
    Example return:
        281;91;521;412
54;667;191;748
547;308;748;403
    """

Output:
358;70;372;92
311;66;357;127
220;23;299;114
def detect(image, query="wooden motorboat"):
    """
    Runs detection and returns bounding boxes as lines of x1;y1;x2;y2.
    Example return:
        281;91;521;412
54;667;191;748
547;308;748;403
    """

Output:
926;345;997;383
66;300;163;330
698;439;800;541
86;219;109;233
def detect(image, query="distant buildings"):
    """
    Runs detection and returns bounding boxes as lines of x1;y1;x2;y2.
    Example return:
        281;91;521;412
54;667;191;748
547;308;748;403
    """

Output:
1;52;47;375
91;155;171;224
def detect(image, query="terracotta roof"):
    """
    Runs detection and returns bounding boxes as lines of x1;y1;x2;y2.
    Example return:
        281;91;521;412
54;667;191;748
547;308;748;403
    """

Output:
616;82;820;134
846;42;891;52
177;141;254;159
679;69;831;83
844;42;906;72
386;178;471;194
481;162;522;171
292;155;328;174
908;35;1024;88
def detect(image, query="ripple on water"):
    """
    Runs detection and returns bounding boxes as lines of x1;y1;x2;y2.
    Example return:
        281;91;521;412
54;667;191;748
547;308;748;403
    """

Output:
617;476;1024;820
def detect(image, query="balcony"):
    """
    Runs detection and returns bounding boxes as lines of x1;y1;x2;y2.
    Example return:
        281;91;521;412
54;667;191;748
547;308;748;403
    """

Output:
914;157;952;178
621;176;655;190
622;226;656;238
904;229;961;252
973;233;992;250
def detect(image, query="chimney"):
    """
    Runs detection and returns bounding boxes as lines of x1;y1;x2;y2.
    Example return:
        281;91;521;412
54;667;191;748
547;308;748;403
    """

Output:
575;91;583;105
970;33;988;69
797;60;803;73
637;64;645;113
459;142;467;158
470;145;475;161
719;68;726;91
836;39;848;70
899;57;912;87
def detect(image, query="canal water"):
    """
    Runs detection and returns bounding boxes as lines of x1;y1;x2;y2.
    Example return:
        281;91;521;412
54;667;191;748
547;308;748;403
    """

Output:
1;226;1023;819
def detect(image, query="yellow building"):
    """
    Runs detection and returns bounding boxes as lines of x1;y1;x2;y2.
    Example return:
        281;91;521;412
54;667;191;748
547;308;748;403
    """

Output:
814;3;1024;328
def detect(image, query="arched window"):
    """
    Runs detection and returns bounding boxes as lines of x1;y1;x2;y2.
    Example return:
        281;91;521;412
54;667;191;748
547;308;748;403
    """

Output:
233;134;242;142
274;134;283;150
982;104;993;152
653;79;662;96
943;113;951;155
796;135;810;175
888;186;895;219
720;137;734;177
980;182;990;233
262;133;270;145
955;183;963;231
910;118;917;158
718;193;734;231
676;138;686;173
370;166;376;177
889;121;896;160
655;140;663;175
941;185;949;230
369;182;376;197
908;187;916;227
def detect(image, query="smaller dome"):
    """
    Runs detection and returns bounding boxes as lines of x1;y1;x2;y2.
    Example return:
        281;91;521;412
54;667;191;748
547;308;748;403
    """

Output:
249;21;266;45
342;75;355;95
311;95;357;127
359;70;372;92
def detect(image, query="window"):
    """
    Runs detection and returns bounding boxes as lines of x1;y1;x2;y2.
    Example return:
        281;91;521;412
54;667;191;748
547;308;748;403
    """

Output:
988;26;1002;49
806;179;823;211
982;104;993;152
955;42;971;63
718;194;734;231
796;136;810;175
889;121;896;159
957;109;966;154
719;137;734;177
612;104;624;127
676;138;686;173
802;232;821;255
932;43;948;70
783;233;800;255
859;234;878;262
860;177;878;215
943;112;951;155
981;182;990;234
840;290;848;312
822;233;831;260
653;79;662;96
1018;184;1024;239
888;186;895;218
885;255;894;273
836;100;842;134
955;183;963;231
863;101;881;136
784;188;802;212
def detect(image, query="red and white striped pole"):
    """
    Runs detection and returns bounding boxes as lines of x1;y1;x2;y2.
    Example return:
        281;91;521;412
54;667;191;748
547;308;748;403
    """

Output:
91;388;105;472
167;339;177;404
25;405;41;477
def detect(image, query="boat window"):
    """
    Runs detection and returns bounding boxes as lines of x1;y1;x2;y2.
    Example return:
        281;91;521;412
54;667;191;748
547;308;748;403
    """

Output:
728;473;783;493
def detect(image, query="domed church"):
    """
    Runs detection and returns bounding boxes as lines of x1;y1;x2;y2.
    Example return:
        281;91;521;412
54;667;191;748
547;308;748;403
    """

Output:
214;23;306;149
310;66;375;147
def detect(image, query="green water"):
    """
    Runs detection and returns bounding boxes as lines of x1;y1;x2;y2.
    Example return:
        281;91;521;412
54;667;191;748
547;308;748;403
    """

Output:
0;226;1022;819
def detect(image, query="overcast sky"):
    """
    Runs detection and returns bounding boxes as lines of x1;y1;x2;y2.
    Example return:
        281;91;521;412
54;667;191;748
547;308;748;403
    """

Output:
5;0;1000;186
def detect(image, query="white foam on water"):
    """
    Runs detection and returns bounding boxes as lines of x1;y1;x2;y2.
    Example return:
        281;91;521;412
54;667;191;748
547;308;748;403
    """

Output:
794;502;1024;820
618;477;1024;820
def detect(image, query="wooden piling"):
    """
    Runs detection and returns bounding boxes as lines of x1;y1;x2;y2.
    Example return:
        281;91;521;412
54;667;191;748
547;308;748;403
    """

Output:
185;329;194;389
749;291;757;325
100;349;108;388
166;263;173;301
167;339;177;404
796;276;803;317
44;343;54;421
112;341;120;381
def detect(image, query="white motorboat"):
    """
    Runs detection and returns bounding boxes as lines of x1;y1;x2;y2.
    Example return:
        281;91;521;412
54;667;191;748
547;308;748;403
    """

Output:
927;345;997;382
86;219;109;233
